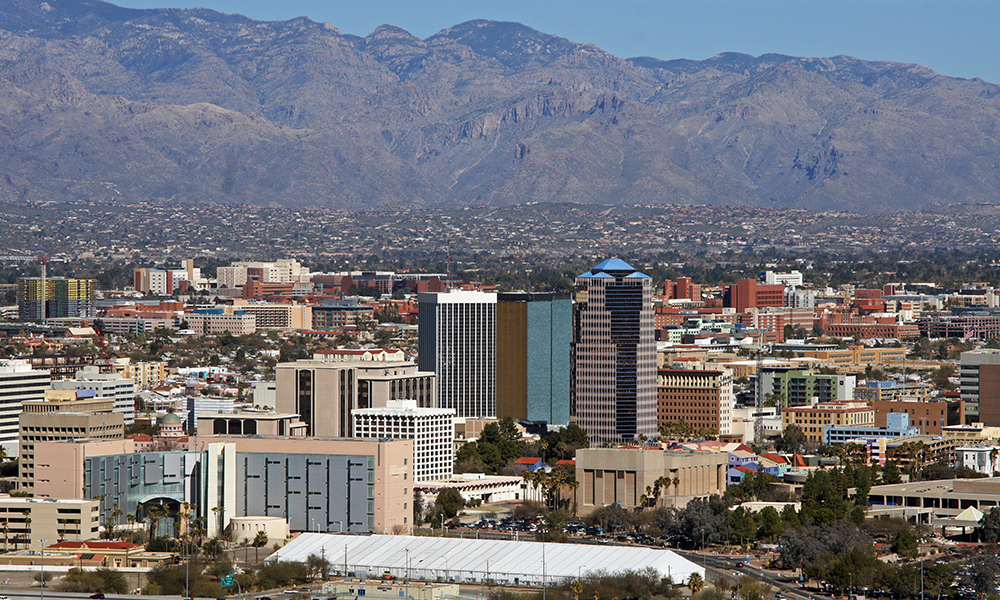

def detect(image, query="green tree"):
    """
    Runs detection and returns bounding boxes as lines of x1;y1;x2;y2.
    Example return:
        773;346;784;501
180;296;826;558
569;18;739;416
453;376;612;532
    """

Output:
435;488;465;519
977;506;1000;543
891;528;919;559
774;424;806;454
882;460;903;484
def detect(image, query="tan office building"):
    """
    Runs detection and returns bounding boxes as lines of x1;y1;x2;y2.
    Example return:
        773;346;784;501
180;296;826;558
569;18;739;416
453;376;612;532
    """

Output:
276;360;436;437
0;496;100;550
575;447;727;513
19;391;124;493
780;401;875;443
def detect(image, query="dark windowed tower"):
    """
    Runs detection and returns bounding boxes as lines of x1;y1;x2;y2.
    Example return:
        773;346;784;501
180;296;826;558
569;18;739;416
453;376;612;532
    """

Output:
572;258;657;443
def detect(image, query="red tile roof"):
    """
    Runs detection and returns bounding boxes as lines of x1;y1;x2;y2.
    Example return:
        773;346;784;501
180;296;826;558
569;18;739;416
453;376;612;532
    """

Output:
513;457;542;465
49;541;141;550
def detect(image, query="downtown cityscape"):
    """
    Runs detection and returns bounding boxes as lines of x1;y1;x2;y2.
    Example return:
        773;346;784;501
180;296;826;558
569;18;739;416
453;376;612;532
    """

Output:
0;231;994;600
5;0;1000;599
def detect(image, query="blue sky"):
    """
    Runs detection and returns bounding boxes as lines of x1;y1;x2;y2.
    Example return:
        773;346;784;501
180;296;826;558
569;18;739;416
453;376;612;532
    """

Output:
112;0;1000;84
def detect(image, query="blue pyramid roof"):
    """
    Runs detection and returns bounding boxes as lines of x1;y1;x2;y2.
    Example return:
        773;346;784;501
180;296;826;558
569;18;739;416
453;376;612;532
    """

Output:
625;271;651;279
592;257;636;273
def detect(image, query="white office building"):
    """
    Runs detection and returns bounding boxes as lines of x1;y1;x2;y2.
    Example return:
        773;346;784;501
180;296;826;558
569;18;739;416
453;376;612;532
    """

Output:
956;444;1000;476
0;361;51;452
761;270;804;288
51;366;136;424
418;291;497;418
353;400;455;482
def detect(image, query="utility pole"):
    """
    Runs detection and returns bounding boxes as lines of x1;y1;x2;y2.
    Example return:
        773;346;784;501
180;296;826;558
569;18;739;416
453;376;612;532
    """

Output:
754;349;765;445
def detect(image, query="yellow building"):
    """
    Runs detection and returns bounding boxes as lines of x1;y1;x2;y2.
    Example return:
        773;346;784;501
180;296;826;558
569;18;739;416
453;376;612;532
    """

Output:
797;346;907;369
780;401;875;443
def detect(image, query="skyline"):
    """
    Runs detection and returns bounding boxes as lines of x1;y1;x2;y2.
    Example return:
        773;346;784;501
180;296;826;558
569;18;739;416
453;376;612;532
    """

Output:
110;0;1000;84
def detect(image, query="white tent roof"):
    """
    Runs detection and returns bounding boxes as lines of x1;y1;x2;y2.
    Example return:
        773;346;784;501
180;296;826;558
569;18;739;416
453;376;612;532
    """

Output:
267;534;704;585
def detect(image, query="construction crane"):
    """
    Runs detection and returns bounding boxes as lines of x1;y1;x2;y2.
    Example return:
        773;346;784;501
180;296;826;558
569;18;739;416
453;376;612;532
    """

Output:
0;255;50;320
93;327;117;374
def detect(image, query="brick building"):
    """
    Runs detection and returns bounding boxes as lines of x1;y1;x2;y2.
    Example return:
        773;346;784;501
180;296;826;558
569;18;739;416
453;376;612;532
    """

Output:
722;279;785;313
656;369;734;435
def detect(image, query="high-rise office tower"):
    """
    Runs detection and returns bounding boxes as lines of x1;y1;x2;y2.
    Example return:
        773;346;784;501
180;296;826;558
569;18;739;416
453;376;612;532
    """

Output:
496;292;572;425
572;258;657;442
418;291;497;418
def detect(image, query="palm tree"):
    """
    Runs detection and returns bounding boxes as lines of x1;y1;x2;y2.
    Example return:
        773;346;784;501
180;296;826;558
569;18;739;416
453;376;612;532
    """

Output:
687;573;705;593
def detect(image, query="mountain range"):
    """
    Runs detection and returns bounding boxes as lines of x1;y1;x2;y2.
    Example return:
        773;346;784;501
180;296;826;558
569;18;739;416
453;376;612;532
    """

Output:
2;0;1000;213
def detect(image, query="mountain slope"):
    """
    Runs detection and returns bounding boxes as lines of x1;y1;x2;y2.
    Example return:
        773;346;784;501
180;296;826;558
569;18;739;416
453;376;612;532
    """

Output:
1;0;999;212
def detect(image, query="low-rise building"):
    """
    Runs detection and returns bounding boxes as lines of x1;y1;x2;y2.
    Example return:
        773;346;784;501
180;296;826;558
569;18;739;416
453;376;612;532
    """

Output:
0;496;100;550
824;412;921;445
956;445;1000;476
781;401;875;444
575;447;727;512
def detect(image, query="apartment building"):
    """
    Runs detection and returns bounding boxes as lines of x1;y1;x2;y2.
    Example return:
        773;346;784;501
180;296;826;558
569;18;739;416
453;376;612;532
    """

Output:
18;277;94;320
228;301;311;330
185;309;256;335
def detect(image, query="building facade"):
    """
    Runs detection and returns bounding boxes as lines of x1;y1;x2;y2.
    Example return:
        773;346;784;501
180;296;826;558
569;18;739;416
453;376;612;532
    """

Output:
276;360;436;437
418;291;497;418
36;436;413;536
0;361;51;451
353;400;455;482
572;258;657;443
19;390;125;492
781;401;876;443
656;368;734;436
722;279;785;313
495;292;572;425
575;448;727;512
18;277;94;321
960;349;1000;426
52;365;136;425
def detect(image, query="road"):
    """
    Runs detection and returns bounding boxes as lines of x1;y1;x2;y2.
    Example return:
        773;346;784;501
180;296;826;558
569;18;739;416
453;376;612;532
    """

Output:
676;551;829;600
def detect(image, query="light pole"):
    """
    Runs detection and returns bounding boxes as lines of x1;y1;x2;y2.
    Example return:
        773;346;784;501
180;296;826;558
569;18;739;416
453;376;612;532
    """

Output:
344;543;348;577
39;538;46;600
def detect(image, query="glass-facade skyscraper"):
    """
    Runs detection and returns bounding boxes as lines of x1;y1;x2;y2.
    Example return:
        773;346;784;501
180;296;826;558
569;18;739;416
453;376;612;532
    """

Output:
496;292;572;425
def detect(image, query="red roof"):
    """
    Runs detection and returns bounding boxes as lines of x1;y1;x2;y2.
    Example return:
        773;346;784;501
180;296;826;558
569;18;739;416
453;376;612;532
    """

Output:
128;433;153;441
758;453;788;464
792;454;807;467
513;457;542;465
555;459;576;466
733;466;757;475
49;541;141;550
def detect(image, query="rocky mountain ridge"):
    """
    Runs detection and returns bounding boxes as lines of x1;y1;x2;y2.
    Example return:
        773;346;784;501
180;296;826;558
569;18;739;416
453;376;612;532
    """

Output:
2;0;999;213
